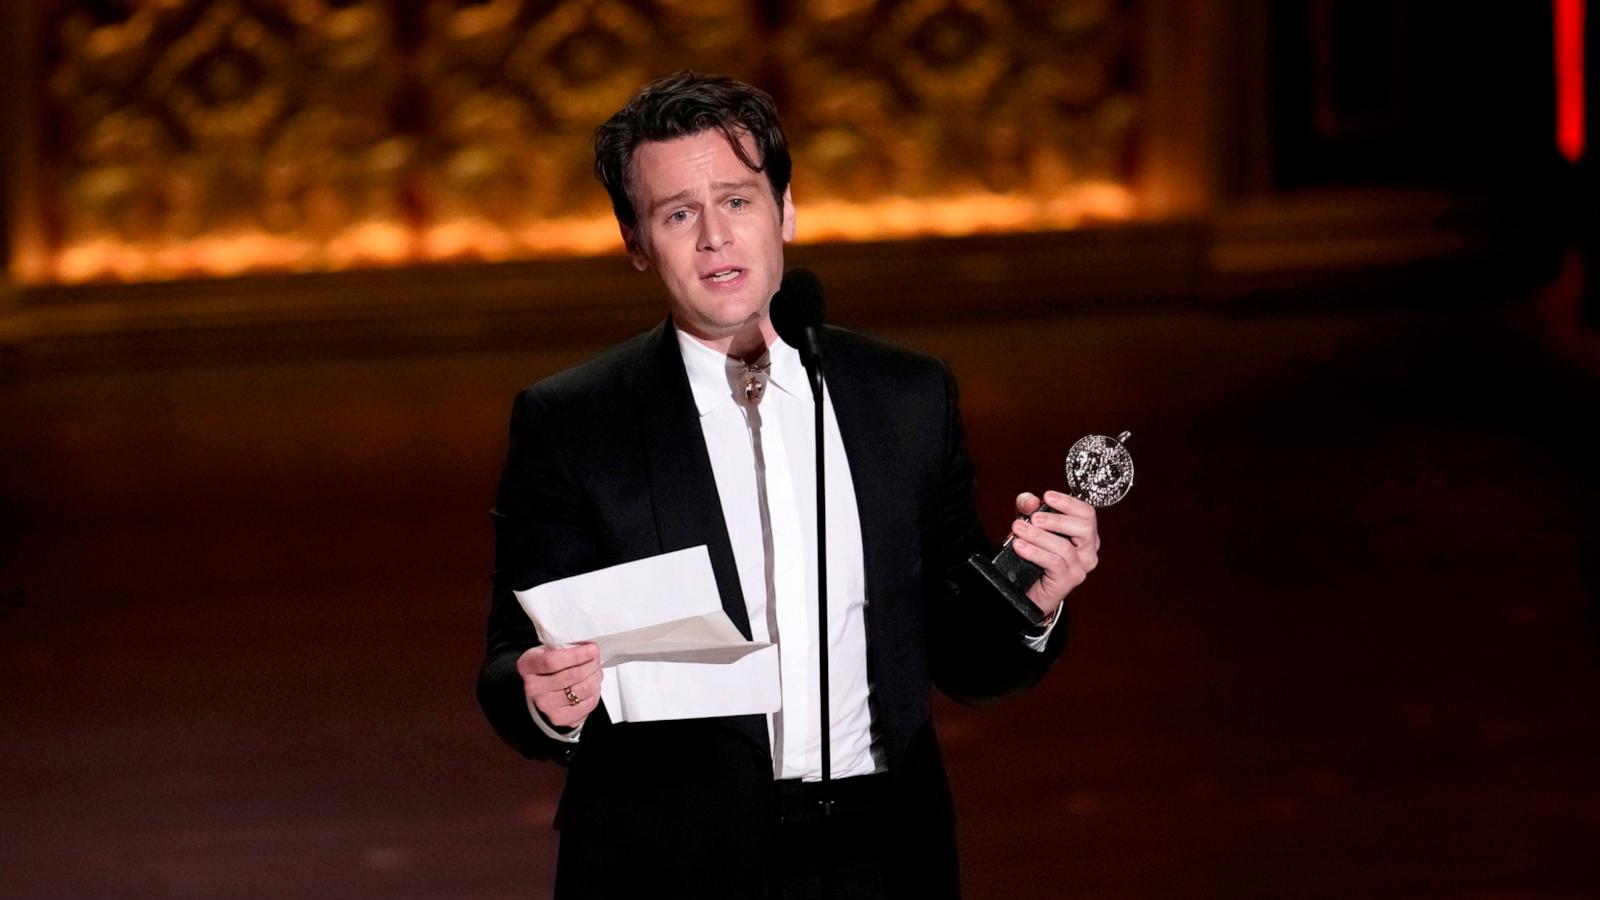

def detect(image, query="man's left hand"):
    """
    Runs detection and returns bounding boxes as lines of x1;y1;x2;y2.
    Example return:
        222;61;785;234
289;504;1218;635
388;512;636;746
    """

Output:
1008;490;1100;618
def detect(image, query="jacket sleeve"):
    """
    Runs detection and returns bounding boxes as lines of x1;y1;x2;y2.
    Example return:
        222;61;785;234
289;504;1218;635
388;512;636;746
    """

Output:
925;361;1070;704
476;386;602;763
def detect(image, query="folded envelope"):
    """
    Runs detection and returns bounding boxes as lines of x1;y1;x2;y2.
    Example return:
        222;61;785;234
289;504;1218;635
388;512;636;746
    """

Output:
514;545;780;723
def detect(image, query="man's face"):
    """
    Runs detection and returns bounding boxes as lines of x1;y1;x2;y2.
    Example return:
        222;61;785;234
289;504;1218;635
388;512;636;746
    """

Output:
622;129;795;348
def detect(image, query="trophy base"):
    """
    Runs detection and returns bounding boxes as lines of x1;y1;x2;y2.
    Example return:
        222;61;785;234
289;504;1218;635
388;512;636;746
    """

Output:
964;553;1048;632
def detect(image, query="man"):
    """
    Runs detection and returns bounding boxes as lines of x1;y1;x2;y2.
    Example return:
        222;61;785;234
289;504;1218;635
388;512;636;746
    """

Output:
477;71;1100;899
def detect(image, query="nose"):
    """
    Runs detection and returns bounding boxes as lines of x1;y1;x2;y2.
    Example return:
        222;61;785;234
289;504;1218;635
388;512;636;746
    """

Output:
698;207;729;252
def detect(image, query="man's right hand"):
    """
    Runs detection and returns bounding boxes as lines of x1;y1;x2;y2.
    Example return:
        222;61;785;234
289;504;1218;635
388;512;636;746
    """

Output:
518;643;602;729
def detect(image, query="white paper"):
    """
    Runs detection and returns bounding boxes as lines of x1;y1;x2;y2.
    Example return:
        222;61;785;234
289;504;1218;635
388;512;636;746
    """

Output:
514;545;780;723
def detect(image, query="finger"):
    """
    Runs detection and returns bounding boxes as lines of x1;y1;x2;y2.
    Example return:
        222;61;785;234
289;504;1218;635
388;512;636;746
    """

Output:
1011;534;1087;590
536;642;601;674
1014;491;1042;517
1013;518;1081;562
518;642;600;676
538;681;587;715
523;657;602;697
1028;514;1099;565
567;666;603;703
536;668;604;727
1026;510;1097;541
1024;513;1100;570
535;688;598;728
545;691;601;729
1043;491;1096;517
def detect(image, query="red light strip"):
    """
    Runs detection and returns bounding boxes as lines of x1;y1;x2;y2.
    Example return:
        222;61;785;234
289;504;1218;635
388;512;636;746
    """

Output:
1556;0;1587;162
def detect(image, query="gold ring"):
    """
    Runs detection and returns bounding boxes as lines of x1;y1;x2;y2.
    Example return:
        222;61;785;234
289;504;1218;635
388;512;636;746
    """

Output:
564;685;580;706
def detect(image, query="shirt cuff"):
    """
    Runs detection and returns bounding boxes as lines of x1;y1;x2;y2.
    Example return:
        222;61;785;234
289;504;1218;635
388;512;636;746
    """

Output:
1022;604;1063;653
527;696;584;744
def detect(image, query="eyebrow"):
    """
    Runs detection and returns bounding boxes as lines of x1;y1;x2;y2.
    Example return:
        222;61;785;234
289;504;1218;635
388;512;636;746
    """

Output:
647;179;762;215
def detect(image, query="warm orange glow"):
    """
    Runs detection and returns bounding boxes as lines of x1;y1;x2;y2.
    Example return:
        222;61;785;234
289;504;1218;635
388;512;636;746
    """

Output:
49;225;416;284
28;186;1139;284
323;222;415;268
1556;0;1587;163
420;215;623;262
800;184;1135;242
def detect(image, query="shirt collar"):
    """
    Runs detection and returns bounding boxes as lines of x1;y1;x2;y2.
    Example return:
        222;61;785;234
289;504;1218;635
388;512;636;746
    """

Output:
674;326;808;417
765;336;806;400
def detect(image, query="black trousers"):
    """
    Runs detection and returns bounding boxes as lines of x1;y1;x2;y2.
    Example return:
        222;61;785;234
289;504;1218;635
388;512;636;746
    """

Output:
772;774;891;900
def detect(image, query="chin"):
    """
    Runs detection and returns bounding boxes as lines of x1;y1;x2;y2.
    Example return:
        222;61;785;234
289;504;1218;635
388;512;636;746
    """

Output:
714;297;766;327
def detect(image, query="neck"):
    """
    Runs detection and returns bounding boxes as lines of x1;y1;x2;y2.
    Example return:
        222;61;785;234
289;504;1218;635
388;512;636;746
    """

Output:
679;317;775;364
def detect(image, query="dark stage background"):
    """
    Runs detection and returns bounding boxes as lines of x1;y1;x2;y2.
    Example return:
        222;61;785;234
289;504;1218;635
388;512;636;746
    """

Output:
3;2;1599;898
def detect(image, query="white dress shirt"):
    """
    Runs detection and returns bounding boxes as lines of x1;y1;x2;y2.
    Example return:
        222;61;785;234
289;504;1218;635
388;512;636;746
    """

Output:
529;327;1061;766
678;330;878;780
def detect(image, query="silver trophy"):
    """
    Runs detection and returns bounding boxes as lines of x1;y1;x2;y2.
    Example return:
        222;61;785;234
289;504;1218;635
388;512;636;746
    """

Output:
965;431;1134;631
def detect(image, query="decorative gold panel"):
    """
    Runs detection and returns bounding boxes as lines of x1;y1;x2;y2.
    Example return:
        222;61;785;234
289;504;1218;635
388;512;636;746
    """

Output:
412;0;758;260
38;0;413;281
781;0;1138;240
14;0;1139;284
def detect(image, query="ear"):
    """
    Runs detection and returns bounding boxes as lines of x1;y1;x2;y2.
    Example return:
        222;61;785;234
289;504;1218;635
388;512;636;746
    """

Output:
780;187;796;243
621;223;650;272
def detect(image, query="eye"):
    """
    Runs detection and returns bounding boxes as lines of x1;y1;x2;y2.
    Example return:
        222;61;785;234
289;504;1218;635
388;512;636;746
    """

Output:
666;209;690;225
727;197;748;210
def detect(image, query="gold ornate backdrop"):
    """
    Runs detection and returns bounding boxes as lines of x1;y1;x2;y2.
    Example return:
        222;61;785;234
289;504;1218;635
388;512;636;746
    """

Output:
11;0;1140;284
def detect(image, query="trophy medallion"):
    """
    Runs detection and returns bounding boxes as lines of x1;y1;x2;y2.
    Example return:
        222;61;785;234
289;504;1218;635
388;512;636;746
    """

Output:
1065;431;1135;507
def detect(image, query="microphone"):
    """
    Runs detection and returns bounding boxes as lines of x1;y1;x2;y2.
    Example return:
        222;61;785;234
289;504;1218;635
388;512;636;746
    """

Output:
771;264;837;832
770;266;825;371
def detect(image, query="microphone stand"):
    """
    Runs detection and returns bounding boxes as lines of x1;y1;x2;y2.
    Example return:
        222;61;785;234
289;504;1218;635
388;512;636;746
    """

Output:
800;334;833;898
773;268;833;896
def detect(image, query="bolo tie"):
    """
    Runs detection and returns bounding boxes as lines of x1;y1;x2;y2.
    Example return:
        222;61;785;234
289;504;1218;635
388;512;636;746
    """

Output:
741;360;772;405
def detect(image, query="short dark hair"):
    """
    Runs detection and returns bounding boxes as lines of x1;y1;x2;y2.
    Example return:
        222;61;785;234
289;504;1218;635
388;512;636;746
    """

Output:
594;70;792;230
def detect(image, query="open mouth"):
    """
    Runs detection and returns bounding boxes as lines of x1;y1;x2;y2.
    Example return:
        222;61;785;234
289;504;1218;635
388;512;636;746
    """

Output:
703;267;744;283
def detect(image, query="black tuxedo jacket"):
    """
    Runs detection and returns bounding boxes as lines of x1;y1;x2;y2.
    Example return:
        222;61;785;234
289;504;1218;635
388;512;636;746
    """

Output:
478;320;1068;898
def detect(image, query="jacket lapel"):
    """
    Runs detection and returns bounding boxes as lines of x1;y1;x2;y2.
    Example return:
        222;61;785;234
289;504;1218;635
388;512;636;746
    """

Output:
823;330;926;759
633;320;770;754
822;334;911;619
635;319;755;639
